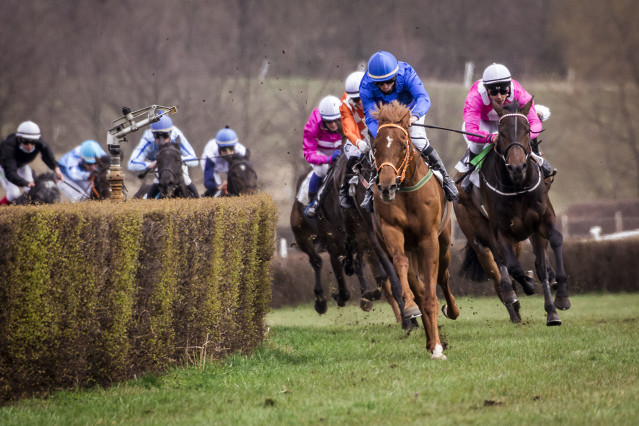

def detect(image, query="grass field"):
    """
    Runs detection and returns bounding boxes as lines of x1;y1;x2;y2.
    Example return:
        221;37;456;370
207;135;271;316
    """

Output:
1;293;638;425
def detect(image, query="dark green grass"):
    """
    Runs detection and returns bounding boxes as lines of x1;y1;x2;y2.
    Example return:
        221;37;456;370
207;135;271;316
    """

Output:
1;293;638;425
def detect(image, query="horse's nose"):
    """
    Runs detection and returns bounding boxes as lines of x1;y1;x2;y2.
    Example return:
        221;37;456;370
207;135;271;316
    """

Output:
377;183;397;201
507;163;527;183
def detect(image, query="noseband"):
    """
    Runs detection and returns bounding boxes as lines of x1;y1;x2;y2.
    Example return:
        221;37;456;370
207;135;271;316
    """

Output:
375;123;412;184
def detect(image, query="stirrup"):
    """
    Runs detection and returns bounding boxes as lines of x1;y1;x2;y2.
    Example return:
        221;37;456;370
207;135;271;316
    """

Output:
305;200;318;218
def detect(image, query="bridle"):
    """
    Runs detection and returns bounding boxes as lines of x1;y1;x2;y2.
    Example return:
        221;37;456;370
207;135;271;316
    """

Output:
374;123;413;185
494;113;531;166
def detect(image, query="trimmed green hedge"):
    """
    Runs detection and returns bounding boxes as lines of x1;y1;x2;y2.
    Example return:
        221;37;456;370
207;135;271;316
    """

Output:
0;194;277;402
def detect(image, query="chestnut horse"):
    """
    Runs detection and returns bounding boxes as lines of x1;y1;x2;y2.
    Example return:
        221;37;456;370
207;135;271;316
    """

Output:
453;99;570;326
371;101;459;359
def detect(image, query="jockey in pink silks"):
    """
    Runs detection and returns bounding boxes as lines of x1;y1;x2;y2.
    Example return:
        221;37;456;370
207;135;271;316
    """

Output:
302;95;343;218
456;63;555;193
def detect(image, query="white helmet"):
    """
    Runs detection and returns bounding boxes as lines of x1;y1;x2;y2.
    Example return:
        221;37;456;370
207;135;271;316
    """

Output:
318;95;341;121
16;120;41;140
482;63;511;85
345;71;365;99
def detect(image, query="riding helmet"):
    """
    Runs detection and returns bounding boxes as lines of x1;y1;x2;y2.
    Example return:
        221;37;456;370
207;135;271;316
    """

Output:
151;114;174;132
216;126;238;147
80;140;106;164
318;95;341;121
16;121;41;140
345;71;365;99
482;63;511;85
366;51;399;82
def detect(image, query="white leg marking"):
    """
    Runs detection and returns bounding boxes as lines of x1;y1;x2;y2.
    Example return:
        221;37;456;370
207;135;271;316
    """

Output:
431;343;446;360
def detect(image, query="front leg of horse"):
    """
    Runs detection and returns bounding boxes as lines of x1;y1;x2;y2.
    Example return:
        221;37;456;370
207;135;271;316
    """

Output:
548;226;570;310
410;269;445;359
353;251;374;312
310;256;328;315
328;252;350;307
390;253;420;320
530;234;561;326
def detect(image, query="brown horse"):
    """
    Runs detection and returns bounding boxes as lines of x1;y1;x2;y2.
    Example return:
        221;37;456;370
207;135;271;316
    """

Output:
371;101;459;359
453;99;570;326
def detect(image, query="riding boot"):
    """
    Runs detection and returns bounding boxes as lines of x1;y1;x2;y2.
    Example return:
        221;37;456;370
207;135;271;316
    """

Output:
305;191;319;218
461;149;477;194
421;146;459;202
531;138;557;179
339;156;359;209
360;187;374;213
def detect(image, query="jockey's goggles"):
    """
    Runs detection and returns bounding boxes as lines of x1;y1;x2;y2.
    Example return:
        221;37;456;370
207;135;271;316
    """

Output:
485;84;510;96
18;137;36;146
375;76;396;88
152;131;171;140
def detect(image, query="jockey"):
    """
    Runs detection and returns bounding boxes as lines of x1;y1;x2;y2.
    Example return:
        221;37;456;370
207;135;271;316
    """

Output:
57;140;107;202
338;70;369;210
127;114;199;198
456;63;554;193
360;51;459;204
200;125;249;197
0;120;63;205
303;95;343;218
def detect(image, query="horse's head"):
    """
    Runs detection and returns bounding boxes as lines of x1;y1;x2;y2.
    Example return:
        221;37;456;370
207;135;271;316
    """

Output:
493;98;533;185
157;142;183;198
226;153;258;196
89;155;111;200
371;101;413;202
28;172;61;204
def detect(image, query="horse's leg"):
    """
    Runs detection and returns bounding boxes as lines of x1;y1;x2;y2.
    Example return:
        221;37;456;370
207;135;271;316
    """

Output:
530;233;561;326
362;248;385;301
506;242;536;296
381;223;420;321
381;278;402;323
353;248;374;312
327;245;350;307
546;222;570;310
437;227;459;321
414;237;445;359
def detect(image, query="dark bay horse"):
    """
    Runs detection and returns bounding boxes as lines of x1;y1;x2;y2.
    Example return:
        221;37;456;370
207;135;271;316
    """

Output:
14;171;61;205
156;142;197;198
87;155;111;200
453;99;569;325
290;154;388;315
219;152;258;196
371;101;459;359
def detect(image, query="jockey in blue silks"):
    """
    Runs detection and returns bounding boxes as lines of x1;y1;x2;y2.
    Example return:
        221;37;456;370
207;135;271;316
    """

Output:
127;114;199;198
200;126;249;197
57;139;106;201
359;51;458;203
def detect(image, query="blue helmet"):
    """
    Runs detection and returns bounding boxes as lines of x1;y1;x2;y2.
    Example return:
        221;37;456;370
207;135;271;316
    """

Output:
151;114;173;132
80;140;105;164
216;126;238;147
367;51;399;82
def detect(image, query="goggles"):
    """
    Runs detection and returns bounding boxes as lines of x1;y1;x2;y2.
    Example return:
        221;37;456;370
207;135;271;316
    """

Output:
486;84;510;96
375;77;396;88
153;132;171;140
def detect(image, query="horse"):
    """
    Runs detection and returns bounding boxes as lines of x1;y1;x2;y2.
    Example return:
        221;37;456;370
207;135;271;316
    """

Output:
218;152;258;196
370;100;459;359
134;142;199;199
13;171;61;205
290;153;389;315
453;98;569;326
87;155;111;200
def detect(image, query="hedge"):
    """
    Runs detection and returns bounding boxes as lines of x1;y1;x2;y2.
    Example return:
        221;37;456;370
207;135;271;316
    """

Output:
0;194;277;402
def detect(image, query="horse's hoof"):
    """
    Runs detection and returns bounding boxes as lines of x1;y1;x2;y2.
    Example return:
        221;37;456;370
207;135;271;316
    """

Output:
403;305;422;320
522;277;536;295
441;304;449;319
315;298;328;315
546;312;562;326
554;296;571;311
431;344;447;360
441;304;459;320
331;292;349;307
410;317;420;328
360;298;373;312
363;289;382;301
402;318;415;333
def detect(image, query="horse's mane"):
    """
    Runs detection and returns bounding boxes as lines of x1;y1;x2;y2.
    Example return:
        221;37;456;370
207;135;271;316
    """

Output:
372;100;411;128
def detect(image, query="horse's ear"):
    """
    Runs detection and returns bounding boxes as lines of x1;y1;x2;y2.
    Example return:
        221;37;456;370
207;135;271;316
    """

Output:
520;96;534;116
244;148;251;160
176;135;182;148
492;99;507;117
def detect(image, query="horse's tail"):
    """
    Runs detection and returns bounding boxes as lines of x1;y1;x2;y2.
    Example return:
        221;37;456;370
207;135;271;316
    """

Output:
459;243;489;282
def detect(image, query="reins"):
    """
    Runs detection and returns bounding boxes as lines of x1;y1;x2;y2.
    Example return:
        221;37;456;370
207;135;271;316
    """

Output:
375;123;412;184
